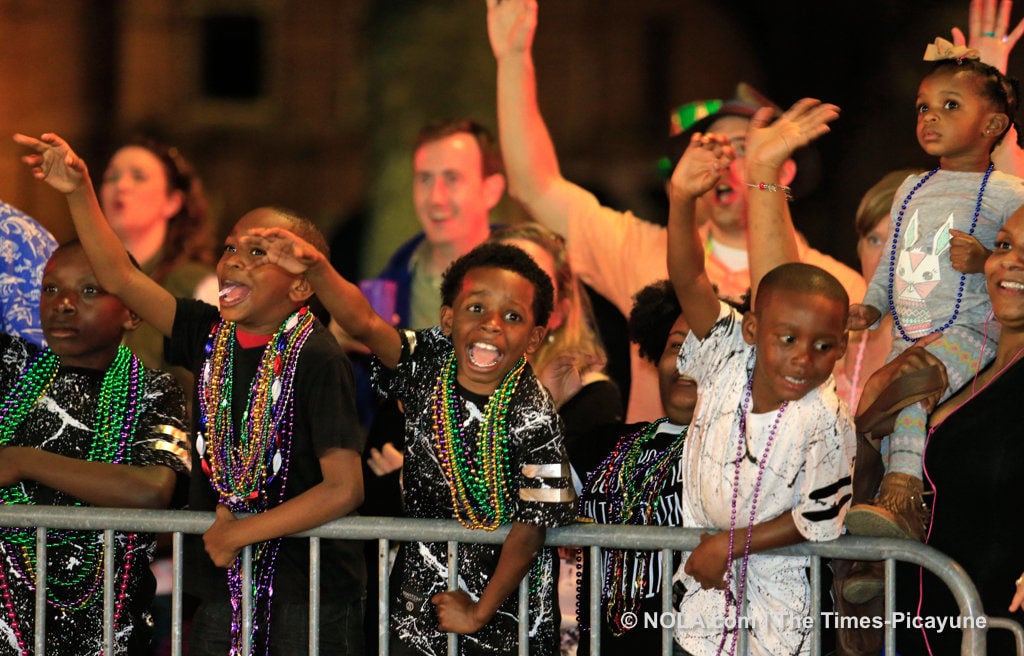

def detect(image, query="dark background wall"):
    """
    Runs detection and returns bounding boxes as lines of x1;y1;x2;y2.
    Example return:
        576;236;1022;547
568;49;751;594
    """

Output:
2;0;1019;279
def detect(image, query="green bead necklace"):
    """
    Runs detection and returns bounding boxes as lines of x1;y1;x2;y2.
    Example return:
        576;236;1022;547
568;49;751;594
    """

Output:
432;352;526;530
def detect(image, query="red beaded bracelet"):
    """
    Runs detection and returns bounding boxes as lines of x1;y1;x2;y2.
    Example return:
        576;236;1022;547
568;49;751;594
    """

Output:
747;181;793;201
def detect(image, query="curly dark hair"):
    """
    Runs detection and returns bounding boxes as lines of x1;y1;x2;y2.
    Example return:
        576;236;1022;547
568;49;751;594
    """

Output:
629;280;751;364
628;280;682;365
440;242;554;328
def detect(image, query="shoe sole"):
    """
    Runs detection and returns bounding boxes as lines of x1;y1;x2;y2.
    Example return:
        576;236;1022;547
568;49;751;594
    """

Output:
842;578;884;605
844;507;915;540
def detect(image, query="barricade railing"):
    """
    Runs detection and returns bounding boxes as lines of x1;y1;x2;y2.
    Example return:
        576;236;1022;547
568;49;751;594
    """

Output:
0;505;1020;656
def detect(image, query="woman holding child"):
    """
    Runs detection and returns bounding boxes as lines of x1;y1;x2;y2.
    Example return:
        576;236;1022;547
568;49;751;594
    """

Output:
886;201;1024;654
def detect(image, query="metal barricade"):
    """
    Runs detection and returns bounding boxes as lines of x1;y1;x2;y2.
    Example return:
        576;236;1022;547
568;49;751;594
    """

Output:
0;505;1020;656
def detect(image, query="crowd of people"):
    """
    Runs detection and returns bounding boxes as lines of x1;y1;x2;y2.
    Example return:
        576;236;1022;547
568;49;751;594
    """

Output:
1;0;1024;655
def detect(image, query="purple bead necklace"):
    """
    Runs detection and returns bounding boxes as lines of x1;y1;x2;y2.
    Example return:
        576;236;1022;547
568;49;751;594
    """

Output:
718;376;788;656
886;164;992;341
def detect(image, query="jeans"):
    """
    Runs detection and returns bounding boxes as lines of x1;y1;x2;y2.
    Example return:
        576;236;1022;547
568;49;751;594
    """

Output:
188;597;365;656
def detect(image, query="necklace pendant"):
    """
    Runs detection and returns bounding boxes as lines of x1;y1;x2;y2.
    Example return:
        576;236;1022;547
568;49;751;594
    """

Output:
196;432;205;456
273;355;282;375
271;450;282;475
271;378;282;402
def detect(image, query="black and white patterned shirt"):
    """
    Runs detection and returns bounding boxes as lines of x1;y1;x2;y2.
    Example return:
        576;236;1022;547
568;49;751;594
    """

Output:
0;333;190;656
373;327;576;656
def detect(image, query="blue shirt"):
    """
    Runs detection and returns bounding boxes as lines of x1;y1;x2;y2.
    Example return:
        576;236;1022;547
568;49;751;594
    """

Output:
0;201;58;346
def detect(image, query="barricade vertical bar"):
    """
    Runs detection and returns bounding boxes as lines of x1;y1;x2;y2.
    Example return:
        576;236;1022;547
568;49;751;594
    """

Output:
241;545;253;656
589;545;600;655
103;528;115;656
379;538;390;656
517;574;528;656
171;532;184;656
34;527;46;656
309;536;321;656
884;558;895;656
447;541;458;656
662;547;673;656
810;555;821;656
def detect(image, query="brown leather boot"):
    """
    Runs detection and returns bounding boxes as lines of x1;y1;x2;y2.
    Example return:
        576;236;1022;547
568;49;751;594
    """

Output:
844;472;928;541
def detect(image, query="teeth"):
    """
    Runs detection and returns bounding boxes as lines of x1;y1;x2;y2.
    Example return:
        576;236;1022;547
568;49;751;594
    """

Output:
785;376;807;385
1001;281;1024;290
468;342;500;368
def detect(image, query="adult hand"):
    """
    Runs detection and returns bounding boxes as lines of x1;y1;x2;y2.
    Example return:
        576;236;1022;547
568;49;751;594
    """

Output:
367;442;404;477
745;99;840;172
486;0;537;60
432;590;486;634
683;532;729;590
857;332;948;417
949;229;991;273
13;133;88;194
536;351;587;408
951;0;1024;73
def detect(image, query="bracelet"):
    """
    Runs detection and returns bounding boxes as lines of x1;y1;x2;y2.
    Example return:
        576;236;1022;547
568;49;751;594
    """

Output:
747;182;793;201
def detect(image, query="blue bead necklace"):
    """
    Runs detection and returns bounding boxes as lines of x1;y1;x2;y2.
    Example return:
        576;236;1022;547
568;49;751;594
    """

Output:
886;163;993;342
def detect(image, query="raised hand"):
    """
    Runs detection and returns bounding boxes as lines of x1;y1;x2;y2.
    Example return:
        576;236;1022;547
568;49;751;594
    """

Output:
13;132;88;194
669;133;735;201
486;0;537;60
239;227;325;276
745;99;840;172
951;0;1024;73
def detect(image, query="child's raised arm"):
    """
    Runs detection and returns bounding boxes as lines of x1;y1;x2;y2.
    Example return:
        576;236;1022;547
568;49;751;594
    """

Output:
241;227;403;367
666;133;735;338
743;99;840;306
14;133;177;336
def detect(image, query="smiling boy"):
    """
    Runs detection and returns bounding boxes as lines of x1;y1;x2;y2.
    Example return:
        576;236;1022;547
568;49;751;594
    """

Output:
16;133;366;655
240;227;577;655
665;125;856;655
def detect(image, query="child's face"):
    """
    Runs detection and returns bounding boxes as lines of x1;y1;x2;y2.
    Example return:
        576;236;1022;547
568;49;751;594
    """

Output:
39;246;136;369
217;208;311;334
916;69;1006;168
742;289;848;412
439;266;547;396
659;314;697;425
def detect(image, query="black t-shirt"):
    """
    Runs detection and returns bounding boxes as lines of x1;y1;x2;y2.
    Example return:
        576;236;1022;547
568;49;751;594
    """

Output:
573;419;686;655
0;333;190;656
166;299;365;604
